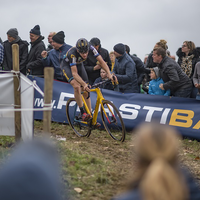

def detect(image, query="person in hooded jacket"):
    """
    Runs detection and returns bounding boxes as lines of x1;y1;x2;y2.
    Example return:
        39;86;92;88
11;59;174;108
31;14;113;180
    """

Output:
26;25;46;77
83;37;111;85
2;28;28;75
148;67;170;96
176;41;200;98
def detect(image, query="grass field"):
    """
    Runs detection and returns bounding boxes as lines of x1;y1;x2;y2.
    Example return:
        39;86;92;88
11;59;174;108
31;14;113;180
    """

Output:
0;120;200;200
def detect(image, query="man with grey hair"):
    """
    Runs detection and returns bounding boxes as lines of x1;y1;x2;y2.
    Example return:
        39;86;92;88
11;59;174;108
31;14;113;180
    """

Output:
2;28;28;74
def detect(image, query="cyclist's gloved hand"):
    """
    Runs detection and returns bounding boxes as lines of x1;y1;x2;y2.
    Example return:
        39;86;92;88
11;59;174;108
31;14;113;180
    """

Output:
112;75;118;85
83;84;91;93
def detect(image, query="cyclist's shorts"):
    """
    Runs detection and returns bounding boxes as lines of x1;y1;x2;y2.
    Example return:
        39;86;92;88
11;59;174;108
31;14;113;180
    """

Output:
61;61;89;83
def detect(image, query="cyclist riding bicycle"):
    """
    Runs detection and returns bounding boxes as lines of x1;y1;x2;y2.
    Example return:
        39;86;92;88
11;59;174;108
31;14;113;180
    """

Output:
62;38;113;121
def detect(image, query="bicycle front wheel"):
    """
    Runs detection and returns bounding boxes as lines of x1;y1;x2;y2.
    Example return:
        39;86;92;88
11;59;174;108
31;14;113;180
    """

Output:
100;100;125;142
66;98;91;137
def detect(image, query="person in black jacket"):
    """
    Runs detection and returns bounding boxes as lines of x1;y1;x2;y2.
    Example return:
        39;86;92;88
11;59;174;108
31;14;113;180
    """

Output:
3;28;28;75
125;45;150;92
84;37;111;85
26;25;46;77
153;47;192;98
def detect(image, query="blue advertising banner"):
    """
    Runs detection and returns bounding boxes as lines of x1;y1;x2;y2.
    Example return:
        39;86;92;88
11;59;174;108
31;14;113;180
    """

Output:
29;76;200;139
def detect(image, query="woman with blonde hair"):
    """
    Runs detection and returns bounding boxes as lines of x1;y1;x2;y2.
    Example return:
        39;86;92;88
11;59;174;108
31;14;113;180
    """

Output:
112;122;200;200
176;41;200;98
109;51;116;72
176;41;200;79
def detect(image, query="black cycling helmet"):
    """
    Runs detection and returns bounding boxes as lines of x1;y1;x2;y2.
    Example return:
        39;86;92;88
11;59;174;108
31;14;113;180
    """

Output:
76;38;89;53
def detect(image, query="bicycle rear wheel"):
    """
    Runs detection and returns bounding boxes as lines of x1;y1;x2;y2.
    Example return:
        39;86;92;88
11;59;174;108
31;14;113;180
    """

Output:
66;98;91;137
100;100;125;142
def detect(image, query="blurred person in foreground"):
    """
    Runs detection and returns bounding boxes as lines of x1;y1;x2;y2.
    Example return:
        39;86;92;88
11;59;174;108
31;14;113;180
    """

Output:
112;122;200;200
0;139;64;200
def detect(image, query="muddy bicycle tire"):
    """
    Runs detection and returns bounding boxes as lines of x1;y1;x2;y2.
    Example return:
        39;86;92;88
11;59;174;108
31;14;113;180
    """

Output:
66;98;91;137
100;100;125;142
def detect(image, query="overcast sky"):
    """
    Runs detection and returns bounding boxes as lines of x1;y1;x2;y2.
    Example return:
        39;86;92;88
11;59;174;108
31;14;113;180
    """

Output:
1;0;200;61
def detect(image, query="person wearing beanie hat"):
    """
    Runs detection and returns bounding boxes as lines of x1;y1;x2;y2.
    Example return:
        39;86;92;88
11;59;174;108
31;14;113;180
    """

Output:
41;31;72;81
148;67;170;96
112;43;138;93
30;25;41;36
84;37;111;85
113;43;126;55
2;28;28;74
52;31;65;44
90;37;101;47
26;25;46;76
7;28;20;42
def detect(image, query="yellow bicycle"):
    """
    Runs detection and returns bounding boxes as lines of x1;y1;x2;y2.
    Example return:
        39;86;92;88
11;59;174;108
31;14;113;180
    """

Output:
66;80;126;142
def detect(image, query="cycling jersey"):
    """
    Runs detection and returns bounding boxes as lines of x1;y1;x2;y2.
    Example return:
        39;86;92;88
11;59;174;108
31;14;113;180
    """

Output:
64;45;99;67
61;45;99;83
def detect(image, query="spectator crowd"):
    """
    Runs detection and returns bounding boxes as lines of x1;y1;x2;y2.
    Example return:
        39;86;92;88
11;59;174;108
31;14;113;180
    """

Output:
1;25;200;99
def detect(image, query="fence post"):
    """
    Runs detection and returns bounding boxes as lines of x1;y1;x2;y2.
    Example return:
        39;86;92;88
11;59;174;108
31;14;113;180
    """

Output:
43;67;54;134
12;44;21;141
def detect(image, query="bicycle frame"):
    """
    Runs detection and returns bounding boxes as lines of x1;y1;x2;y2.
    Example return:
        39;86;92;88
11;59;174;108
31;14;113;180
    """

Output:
81;87;112;126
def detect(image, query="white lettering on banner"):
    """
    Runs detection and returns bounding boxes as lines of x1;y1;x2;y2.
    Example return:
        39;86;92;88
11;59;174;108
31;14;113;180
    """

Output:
35;98;44;107
143;106;163;122
34;98;57;108
57;92;74;109
160;108;171;124
119;104;141;119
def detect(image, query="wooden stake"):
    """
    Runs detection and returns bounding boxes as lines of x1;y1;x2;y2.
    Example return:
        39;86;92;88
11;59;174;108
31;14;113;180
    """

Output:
43;67;54;134
12;44;21;141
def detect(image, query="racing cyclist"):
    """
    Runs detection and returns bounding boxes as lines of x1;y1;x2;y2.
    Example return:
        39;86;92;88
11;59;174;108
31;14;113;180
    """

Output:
62;38;113;122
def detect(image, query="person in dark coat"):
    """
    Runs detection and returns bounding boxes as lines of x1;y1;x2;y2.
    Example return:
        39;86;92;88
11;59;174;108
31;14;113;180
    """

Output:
41;31;72;81
112;122;200;200
125;45;150;92
2;28;28;75
0;43;4;69
26;25;46;77
84;37;111;85
113;43;138;93
153;47;192;98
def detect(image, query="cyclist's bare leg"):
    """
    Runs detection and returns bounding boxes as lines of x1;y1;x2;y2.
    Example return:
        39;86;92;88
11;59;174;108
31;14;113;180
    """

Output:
82;88;91;113
70;79;83;108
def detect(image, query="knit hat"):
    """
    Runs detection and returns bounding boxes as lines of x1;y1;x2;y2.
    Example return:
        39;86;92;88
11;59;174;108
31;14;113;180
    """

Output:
52;31;65;44
113;43;125;55
30;25;41;35
90;37;100;46
153;67;160;78
7;28;19;39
